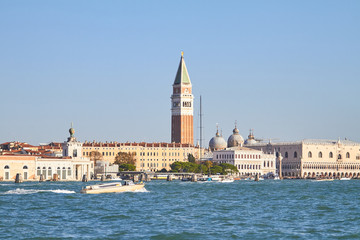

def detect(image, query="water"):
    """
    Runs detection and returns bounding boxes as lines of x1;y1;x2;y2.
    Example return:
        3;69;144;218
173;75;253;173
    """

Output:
1;180;359;239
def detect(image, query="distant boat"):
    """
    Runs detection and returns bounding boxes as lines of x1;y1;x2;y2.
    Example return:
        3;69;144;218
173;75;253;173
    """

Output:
314;178;334;182
151;175;167;180
210;176;221;182
80;181;144;194
181;177;191;181
340;177;351;181
198;176;212;181
220;177;234;183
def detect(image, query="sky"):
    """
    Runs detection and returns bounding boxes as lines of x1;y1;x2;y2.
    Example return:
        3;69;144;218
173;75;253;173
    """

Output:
0;0;359;145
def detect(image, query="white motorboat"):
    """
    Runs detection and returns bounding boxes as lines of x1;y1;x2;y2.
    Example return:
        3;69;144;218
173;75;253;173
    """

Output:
220;178;234;183
340;177;351;181
80;181;144;194
210;176;221;181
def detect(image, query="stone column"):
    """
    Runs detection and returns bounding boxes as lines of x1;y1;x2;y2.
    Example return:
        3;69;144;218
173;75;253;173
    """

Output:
278;153;283;180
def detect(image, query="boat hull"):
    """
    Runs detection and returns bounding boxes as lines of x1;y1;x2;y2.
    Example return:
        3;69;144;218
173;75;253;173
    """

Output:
80;183;145;194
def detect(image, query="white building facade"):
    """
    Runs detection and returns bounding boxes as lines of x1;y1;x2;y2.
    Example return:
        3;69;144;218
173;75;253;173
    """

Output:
212;147;276;176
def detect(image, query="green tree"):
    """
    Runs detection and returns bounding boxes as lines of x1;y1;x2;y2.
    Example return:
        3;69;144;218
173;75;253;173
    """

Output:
183;162;198;173
159;168;167;172
118;163;136;171
198;164;208;174
114;152;136;165
89;151;103;166
210;165;223;175
188;153;196;163
220;163;239;175
170;161;185;172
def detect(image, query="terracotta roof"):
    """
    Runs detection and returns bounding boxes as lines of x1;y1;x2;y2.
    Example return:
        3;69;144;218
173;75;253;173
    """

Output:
83;141;195;148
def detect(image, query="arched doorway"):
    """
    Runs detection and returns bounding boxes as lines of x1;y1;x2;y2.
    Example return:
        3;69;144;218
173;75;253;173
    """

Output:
23;165;28;180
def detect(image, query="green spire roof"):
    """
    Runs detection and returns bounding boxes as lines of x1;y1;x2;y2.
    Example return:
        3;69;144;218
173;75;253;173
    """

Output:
174;53;191;85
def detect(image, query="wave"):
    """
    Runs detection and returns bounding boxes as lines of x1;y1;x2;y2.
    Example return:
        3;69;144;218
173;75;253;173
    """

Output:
133;187;149;193
3;188;76;195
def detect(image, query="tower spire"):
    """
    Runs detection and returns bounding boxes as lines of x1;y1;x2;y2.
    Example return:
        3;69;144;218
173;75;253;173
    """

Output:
173;52;191;85
171;53;194;145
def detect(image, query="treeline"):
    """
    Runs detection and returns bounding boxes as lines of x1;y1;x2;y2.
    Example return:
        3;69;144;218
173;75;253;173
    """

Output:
167;161;238;175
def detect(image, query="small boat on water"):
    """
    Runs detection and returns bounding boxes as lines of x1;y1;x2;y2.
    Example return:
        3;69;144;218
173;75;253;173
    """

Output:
220;177;234;183
340;177;351;181
314;178;334;182
210;176;221;182
198;176;212;181
80;181;144;194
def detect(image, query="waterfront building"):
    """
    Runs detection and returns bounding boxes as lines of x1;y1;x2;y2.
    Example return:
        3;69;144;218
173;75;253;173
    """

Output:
82;141;202;172
0;155;37;181
246;135;360;178
208;126;275;176
0;154;92;181
61;125;93;180
0;127;93;181
94;160;119;179
171;52;194;145
212;147;276;176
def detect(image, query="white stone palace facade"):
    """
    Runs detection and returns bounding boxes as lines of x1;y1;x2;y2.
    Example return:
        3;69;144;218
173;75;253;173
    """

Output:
212;147;276;176
246;139;360;178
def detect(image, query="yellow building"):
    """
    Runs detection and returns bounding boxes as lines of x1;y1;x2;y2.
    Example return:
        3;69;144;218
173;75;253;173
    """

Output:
82;141;203;172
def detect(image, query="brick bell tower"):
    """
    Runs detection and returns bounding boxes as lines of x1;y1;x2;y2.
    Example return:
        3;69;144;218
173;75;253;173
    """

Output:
171;52;194;145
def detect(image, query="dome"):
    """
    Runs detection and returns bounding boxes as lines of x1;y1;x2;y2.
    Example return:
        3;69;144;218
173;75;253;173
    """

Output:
244;129;257;145
209;130;227;151
227;126;244;147
244;138;257;145
69;127;75;137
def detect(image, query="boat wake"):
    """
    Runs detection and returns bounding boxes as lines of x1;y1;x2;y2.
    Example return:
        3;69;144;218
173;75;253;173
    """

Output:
133;187;149;193
3;188;76;195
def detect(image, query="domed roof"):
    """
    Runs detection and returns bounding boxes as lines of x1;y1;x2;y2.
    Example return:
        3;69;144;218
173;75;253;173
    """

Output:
209;129;227;151
227;125;244;148
244;129;257;145
244;138;257;145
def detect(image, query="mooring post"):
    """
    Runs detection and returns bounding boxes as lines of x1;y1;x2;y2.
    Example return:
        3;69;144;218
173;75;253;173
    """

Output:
15;173;23;183
82;174;88;182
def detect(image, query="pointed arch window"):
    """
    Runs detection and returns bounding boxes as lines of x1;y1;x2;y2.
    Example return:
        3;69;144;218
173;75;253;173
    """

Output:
338;154;342;160
318;152;323;158
285;152;288;158
329;152;333;158
346;152;350;158
294;152;297;158
308;151;312;158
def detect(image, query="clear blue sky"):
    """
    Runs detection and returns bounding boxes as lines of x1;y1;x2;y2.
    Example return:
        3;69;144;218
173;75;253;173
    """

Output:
1;0;359;145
